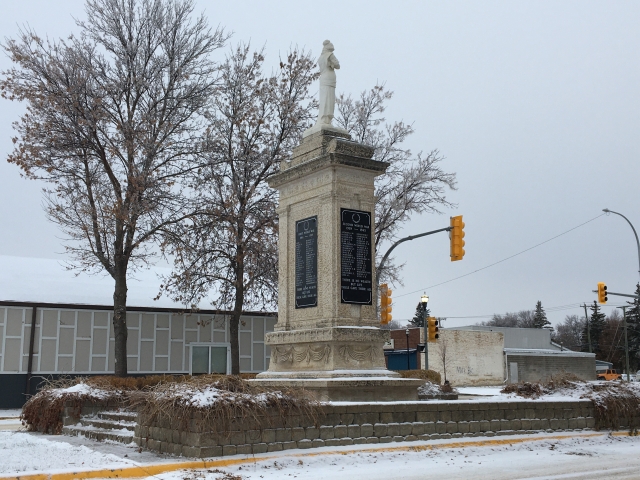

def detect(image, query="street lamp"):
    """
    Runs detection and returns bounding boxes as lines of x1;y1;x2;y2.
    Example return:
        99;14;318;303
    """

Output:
421;294;429;370
405;327;411;371
603;208;640;279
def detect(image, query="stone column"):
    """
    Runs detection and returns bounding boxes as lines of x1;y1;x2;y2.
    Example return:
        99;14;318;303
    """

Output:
252;126;423;401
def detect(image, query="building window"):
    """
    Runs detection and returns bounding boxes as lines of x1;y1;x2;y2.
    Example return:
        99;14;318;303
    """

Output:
190;344;230;375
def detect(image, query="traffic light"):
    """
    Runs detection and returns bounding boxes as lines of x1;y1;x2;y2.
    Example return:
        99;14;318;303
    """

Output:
428;317;439;342
380;283;393;324
450;215;466;262
597;282;608;304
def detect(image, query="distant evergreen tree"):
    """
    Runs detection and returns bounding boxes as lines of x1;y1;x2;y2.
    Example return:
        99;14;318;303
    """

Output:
409;302;429;327
532;301;551;329
584;301;606;355
626;283;640;371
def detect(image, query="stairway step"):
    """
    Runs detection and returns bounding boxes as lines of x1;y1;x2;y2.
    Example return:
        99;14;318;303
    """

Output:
63;425;135;444
98;410;138;422
80;418;136;431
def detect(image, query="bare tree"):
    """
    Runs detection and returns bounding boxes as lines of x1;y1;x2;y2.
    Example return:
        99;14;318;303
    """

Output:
335;85;457;284
481;310;536;328
436;335;452;384
551;314;585;351
1;0;227;376
160;45;317;374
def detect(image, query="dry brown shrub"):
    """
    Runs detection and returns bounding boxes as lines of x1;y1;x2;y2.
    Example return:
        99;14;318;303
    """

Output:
396;369;442;384
21;376;122;434
545;372;584;389
129;375;323;436
501;382;547;398
85;374;188;390
581;382;640;433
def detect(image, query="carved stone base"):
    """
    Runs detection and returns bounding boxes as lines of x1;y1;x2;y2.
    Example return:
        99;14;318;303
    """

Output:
249;377;425;402
262;327;390;373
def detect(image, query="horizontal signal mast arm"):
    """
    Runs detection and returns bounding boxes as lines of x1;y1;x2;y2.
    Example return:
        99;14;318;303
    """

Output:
592;290;640;299
376;226;452;285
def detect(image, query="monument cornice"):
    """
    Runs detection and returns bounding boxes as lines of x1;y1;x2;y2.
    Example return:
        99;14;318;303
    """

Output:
269;150;388;190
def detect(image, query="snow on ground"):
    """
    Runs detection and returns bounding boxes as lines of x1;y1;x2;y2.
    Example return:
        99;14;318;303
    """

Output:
0;430;179;475
0;409;20;418
457;386;504;396
1;428;640;479
142;433;640;480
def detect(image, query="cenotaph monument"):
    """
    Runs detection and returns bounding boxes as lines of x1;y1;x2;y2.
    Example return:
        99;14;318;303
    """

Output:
252;41;423;401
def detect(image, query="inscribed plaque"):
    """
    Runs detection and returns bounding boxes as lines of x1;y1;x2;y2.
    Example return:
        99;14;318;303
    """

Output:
340;208;373;305
295;216;318;308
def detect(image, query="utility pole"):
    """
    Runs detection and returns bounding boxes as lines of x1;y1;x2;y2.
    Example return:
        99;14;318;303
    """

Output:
618;306;630;382
583;303;592;353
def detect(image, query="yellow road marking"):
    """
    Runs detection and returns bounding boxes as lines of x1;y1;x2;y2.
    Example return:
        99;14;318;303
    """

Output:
3;430;635;480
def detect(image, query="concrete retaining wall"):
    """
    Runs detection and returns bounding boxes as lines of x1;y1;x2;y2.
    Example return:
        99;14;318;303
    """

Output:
133;400;607;458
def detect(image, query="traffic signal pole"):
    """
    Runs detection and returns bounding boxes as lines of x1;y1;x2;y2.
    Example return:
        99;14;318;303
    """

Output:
375;226;452;286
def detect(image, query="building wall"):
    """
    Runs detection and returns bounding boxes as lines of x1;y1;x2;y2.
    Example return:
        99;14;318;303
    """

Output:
454;326;559;350
506;353;596;383
388;328;422;369
0;303;276;376
424;330;504;386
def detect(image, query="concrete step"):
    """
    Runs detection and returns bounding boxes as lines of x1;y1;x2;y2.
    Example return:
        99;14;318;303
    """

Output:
62;409;138;445
62;424;135;444
98;410;138;423
80;417;136;431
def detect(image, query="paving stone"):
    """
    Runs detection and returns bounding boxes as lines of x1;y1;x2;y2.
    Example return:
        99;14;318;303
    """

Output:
360;423;374;437
298;439;313;449
312;439;325;448
222;445;236;456
291;427;305;442
374;423;388;437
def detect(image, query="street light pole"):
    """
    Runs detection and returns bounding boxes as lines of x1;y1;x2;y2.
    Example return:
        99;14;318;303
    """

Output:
603;209;640;279
405;328;411;371
421;294;429;371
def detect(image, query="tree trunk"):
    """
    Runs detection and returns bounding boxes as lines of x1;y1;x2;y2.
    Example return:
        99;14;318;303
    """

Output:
113;260;128;377
230;285;244;375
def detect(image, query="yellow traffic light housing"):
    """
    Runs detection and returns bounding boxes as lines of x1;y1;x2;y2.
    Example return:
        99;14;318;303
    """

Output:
450;215;466;261
428;317;439;342
597;282;608;304
380;283;393;324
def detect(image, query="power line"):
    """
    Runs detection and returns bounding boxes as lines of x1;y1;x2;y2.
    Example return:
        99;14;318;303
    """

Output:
394;301;629;321
395;213;606;299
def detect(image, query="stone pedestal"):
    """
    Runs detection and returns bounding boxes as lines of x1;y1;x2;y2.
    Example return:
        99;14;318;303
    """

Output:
252;126;423;401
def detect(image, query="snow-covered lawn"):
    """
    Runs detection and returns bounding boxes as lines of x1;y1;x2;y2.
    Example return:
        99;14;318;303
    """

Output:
0;430;180;475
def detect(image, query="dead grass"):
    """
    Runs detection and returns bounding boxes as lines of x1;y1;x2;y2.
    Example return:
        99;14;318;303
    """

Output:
21;376;122;434
396;369;442;384
129;375;323;435
22;374;321;436
500;373;640;432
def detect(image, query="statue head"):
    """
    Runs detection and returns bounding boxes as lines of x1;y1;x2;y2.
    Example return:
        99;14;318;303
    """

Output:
322;40;335;52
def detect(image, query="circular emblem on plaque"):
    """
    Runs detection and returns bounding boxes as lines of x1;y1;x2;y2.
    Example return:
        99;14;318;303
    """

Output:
352;213;361;224
303;220;310;231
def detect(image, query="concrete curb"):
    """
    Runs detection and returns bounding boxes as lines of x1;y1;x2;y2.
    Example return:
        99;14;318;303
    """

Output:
2;430;635;480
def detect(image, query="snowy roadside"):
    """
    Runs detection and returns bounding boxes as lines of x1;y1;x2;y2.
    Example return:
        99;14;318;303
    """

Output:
1;428;638;479
142;433;640;480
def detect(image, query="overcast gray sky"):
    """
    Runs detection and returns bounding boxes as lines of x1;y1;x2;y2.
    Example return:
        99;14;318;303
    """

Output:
1;1;638;327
